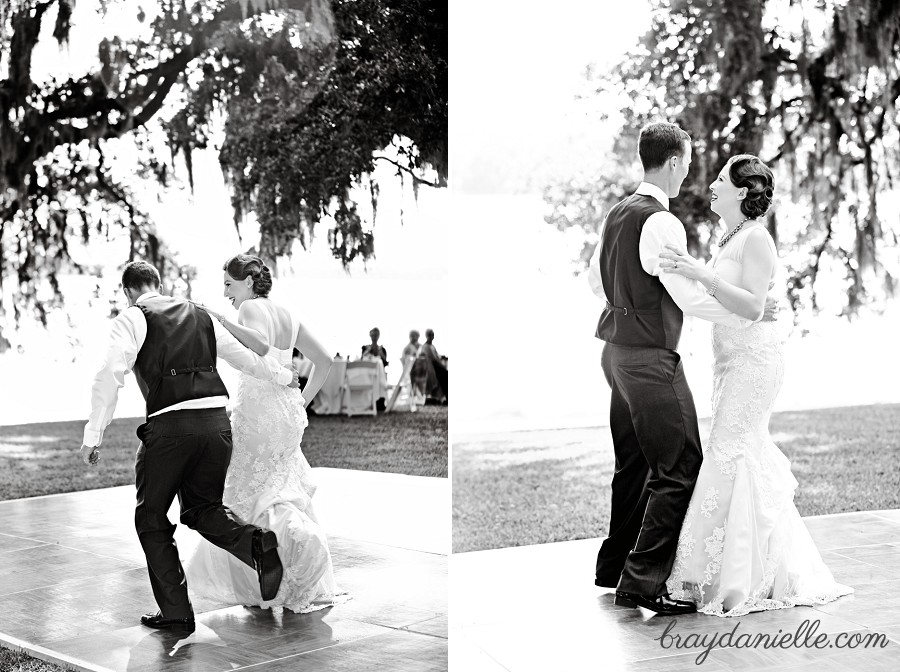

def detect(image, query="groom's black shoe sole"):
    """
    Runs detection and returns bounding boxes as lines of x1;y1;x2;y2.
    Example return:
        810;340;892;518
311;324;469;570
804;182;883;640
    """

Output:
614;591;697;615
141;612;196;632
252;529;283;601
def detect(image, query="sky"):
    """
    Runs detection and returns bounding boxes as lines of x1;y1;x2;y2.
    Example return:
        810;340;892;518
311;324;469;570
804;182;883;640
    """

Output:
450;0;652;194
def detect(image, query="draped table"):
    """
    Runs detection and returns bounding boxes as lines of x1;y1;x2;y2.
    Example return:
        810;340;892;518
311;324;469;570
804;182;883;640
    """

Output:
308;358;348;415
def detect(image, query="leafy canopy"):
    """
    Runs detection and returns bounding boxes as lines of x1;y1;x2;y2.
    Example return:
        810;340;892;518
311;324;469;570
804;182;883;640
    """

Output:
0;0;447;331
546;0;900;316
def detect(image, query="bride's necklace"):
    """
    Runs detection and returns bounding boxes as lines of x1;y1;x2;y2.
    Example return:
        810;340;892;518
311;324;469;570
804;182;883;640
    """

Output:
717;216;756;247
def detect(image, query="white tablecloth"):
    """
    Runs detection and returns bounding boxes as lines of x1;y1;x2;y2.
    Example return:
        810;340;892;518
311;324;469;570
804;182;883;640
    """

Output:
370;358;388;399
310;359;348;415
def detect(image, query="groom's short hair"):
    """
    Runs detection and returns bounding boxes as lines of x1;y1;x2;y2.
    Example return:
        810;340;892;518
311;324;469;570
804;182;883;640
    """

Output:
122;261;161;291
639;122;691;171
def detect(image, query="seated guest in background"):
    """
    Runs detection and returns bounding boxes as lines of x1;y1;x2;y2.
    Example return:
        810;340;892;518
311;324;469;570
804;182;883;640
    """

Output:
360;327;388;412
411;329;448;405
361;327;389;367
402;330;421;361
419;329;441;363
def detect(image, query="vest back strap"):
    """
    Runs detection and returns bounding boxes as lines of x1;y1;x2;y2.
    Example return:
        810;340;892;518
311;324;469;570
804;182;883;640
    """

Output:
606;301;662;317
169;365;217;376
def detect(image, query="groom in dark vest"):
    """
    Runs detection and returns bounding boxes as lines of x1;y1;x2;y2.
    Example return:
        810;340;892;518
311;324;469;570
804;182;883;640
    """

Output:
81;261;297;631
589;122;757;614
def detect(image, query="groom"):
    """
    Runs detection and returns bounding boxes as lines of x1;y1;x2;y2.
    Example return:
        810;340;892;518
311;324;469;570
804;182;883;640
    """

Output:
80;261;297;631
589;122;767;615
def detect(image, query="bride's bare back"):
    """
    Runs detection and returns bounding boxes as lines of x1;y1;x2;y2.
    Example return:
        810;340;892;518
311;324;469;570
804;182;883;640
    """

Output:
239;298;295;352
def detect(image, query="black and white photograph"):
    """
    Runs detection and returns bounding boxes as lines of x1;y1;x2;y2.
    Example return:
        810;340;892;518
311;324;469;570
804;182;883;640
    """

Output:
451;0;899;670
3;0;900;670
0;0;447;670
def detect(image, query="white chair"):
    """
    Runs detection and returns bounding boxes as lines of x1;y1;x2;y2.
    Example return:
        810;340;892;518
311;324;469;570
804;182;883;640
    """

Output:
385;356;417;413
342;360;379;416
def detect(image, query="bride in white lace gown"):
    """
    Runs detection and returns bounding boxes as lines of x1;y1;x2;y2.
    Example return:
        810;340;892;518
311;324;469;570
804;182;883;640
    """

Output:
184;254;347;613
657;155;852;617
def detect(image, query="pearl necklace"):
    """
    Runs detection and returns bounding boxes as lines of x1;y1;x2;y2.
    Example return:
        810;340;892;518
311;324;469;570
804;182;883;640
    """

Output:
717;216;756;247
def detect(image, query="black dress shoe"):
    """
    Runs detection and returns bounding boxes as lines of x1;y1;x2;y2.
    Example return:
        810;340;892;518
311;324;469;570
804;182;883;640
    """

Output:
140;611;196;631
614;591;697;615
252;529;283;601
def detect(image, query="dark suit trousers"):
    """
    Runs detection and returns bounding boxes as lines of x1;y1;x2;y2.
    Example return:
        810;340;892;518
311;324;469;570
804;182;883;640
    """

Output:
595;343;703;596
134;407;258;618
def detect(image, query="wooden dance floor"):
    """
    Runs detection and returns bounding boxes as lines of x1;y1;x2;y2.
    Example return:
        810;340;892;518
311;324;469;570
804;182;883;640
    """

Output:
0;468;448;671
451;510;900;671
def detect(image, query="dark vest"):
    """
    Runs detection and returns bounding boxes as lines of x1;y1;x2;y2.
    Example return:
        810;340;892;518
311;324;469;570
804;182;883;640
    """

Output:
133;295;229;416
595;193;684;350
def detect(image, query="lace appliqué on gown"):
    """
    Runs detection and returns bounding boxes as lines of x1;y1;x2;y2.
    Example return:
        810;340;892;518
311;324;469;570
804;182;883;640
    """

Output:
665;320;852;617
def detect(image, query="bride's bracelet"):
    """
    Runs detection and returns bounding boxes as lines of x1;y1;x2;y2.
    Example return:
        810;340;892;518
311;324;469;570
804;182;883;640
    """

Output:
707;273;721;297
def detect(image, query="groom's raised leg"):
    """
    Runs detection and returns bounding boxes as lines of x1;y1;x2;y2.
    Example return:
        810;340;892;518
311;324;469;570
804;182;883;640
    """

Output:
177;408;257;567
175;407;283;599
610;347;703;597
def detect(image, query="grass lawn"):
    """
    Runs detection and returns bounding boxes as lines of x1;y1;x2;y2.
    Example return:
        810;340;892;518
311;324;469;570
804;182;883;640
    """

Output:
0;406;447;501
452;403;900;553
0;407;445;672
0;646;75;672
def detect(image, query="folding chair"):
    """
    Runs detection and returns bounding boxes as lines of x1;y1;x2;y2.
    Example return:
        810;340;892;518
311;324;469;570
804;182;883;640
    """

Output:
342;360;379;416
385;355;417;413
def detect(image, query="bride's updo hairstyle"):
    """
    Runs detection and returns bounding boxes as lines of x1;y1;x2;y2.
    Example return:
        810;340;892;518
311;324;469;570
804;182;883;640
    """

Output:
728;154;775;219
223;254;273;297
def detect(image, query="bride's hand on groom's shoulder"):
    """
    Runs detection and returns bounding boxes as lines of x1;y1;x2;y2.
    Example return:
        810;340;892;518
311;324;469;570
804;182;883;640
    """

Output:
80;444;100;467
189;300;223;323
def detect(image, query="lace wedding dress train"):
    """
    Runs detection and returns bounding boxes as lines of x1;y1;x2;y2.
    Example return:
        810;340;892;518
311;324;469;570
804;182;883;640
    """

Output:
665;317;853;617
184;306;347;613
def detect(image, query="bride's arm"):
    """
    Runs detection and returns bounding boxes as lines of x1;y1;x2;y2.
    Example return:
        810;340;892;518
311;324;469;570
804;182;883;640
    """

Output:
197;300;269;355
659;229;775;321
294;322;334;405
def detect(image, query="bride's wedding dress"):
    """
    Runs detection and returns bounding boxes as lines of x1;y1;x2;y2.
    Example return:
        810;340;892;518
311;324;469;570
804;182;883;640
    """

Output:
185;301;346;613
666;227;852;617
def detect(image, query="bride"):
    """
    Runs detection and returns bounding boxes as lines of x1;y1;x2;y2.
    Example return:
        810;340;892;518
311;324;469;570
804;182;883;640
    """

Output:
184;254;347;613
657;154;852;617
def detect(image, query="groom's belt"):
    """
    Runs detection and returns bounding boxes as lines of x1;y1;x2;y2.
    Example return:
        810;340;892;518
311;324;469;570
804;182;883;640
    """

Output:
166;365;217;376
606;301;661;317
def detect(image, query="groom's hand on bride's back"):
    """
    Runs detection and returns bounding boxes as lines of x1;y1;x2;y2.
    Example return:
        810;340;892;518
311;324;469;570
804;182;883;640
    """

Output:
761;295;780;322
287;367;301;388
759;279;781;322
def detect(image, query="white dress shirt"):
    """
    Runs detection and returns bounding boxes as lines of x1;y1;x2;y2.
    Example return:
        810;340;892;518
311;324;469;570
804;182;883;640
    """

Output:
588;182;751;329
83;292;292;447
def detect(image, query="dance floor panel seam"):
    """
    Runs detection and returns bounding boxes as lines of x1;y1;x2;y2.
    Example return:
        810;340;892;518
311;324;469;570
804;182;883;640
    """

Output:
450;510;900;672
0;475;448;672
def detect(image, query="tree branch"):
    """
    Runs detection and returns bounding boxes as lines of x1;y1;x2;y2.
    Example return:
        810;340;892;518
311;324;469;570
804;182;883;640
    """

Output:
7;0;59;106
373;155;442;188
